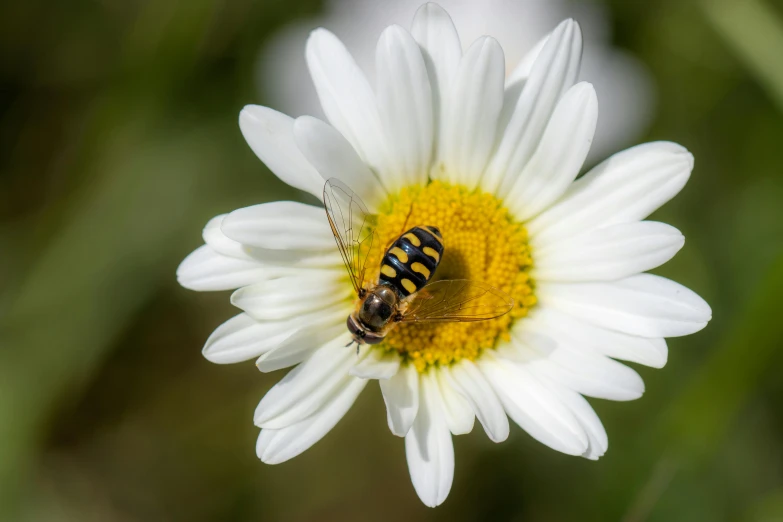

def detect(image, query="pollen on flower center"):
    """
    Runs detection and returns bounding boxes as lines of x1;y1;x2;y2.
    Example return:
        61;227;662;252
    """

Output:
367;181;535;372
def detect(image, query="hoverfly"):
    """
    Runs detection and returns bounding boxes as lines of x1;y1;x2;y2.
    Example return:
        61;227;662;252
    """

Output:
323;179;515;348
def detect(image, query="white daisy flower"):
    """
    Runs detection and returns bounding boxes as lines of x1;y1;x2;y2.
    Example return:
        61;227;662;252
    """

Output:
178;3;711;507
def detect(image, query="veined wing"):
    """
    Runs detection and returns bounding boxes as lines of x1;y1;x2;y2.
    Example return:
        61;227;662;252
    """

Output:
399;280;514;323
323;178;377;295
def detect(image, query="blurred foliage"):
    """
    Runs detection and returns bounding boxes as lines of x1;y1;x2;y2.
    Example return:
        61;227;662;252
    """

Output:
1;0;783;521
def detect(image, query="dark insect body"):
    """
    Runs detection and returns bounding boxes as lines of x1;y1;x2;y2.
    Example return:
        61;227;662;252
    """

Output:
379;226;444;296
322;178;514;348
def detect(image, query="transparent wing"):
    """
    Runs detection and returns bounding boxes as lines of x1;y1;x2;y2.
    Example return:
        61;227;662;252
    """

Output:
399;280;514;323
323;178;377;295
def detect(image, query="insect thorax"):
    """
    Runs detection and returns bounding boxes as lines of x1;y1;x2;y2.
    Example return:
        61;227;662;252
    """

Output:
357;285;398;332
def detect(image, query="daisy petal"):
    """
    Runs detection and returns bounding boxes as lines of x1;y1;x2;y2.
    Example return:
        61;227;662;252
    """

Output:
544;382;608;460
479;354;588;456
405;371;454;508
528;308;668;368
525;342;645;401
506;82;598;221
203;313;291;364
256;376;367;464
245;248;343;270
238;106;324;199
447;360;509;443
376;24;433;189
506;32;550;87
231;272;351;322
483;19;582;195
254;334;363;429
350;349;401;380
221;201;334;251
529;142;694;247
410;2;461;150
202;214;252;260
255;307;348;373
538;273;712;338
293;116;386;210
437;36;505;189
380;363;420;437
533;221;685;282
305;29;389;177
434;370;475;435
176;245;268;291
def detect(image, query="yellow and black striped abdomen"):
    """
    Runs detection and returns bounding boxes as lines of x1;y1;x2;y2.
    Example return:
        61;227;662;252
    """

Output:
379;226;444;297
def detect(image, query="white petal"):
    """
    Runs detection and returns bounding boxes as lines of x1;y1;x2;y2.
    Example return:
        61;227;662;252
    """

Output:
202;214;332;270
256;376;367;464
506;32;550;87
203;313;291;364
238;105;324;199
293;116;386;210
376;24;433;189
539;273;712;338
231;272;351;322
305;29;389;177
447;360;509;443
254;334;363;429
254;306;348;373
202;214;253;260
350;349;401;380
176;245;268;291
437;36;505;189
543;382;608;460
380;363;419;437
433;369;474;436
479;354;588;456
410;2;461;152
405;371;454;508
244;248;343;270
221;201;334;251
483;20;583;195
533;221;685;283
527;307;668;368
529;142;694;247
506;82;598;221
523;341;645;401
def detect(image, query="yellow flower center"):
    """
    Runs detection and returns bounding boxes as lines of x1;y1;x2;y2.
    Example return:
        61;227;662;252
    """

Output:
367;181;536;372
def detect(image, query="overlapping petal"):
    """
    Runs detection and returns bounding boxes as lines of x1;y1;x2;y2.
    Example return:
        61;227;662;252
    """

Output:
254;335;366;429
221;201;335;251
305;28;390;177
483;19;583;195
293;115;387;209
405;371;455;508
256;376;367;465
538;273;712;338
238;105;325;199
411;2;461;150
533;221;685;283
528;142;694;247
505;81;597;221
380;363;420;437
436;36;505;189
376;24;434;189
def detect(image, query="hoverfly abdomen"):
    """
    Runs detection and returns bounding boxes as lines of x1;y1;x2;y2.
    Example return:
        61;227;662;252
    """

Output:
380;226;444;297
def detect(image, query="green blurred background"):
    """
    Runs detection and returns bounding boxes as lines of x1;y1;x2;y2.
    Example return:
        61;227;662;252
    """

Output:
2;0;783;520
